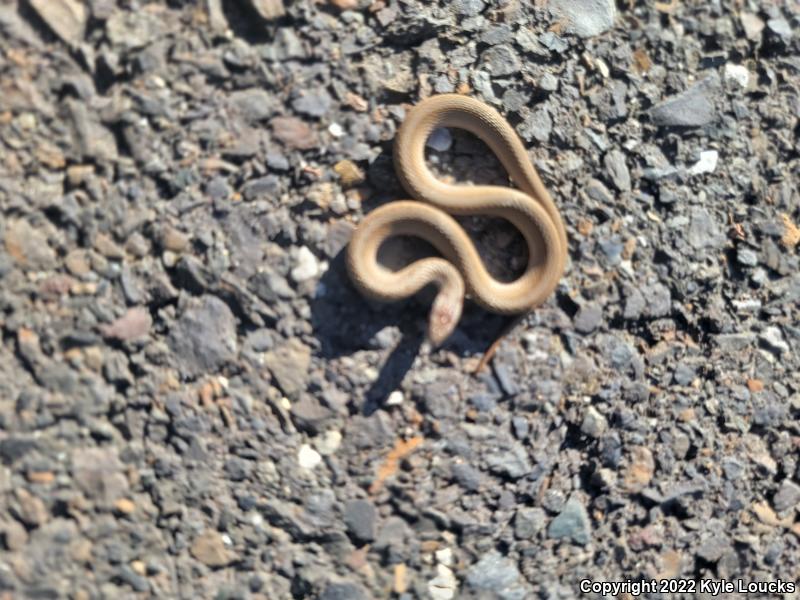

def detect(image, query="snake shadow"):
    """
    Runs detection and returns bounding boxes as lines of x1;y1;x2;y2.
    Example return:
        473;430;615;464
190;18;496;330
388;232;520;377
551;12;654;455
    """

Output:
310;247;509;416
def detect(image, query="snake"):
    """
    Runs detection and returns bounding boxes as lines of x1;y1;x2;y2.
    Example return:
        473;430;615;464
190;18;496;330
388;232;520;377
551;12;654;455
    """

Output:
346;94;568;346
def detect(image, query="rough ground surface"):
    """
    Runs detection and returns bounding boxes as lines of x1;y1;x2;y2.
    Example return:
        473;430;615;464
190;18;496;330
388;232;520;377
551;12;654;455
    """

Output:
0;0;799;598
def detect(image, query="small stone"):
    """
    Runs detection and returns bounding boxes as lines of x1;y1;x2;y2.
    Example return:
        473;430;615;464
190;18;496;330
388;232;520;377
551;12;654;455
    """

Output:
539;72;559;92
650;73;719;127
453;0;484;17
271;116;317;150
265;339;311;397
724;63;750;88
427;128;453;152
759;327;789;355
344;499;377;543
290;246;320;282
12;488;49;527
190;530;234;568
65;249;91;276
4;220;56;270
298;444;322;469
247;0;285;20
550;0;616;38
451;462;483;492
94;233;125;260
673;363;695;386
72;447;129;508
520;106;552;143
740;12;765;41
428;564;458;600
604;150;631;192
29;0;87;46
773;480;800;512
230;88;273;122
486;444;532;479
766;17;793;42
100;307;152;341
581;406;607;438
465;550;531;597
114;498;136;515
292;90;332;118
688;207;721;249
481;44;521;77
160;226;190;252
736;247;758;267
696;535;730;563
385;390;404;406
574;302;603;333
688;150;719;175
623;446;654;492
514;507;546;539
320;582;369;600
333;160;365;187
313;430;342;456
168;295;238;379
547;495;591;545
1;519;28;551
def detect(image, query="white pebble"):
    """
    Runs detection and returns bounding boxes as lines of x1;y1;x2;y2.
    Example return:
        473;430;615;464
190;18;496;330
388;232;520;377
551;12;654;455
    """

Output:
313;430;342;456
290;246;320;282
386;390;404;406
328;122;344;138
221;534;233;545
435;547;453;567
428;564;457;600
688;150;719;175
724;63;750;88
297;444;322;469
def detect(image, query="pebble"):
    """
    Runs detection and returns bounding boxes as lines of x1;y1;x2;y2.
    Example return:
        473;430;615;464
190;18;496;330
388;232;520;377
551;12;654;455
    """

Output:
550;0;617;39
190;530;234;567
265;338;311;397
100;307;152;341
604;150;631;192
28;0;87;46
520;106;552;143
343;499;377;543
688;150;719;175
581;406;607;438
72;447;130;508
168;295;238;379
723;63;750;88
465;550;531;598
12;488;49;527
650;73;719;127
759;327;789;355
481;44;521;77
773;480;800;512
292;90;333;118
428;564;458;600
574;302;603;333
4;219;56;270
313;430;342;456
271;116;317;150
298;444;322;469
427;127;453;152
623;446;655;492
514;507;546;539
547;495;591;545
290;246;321;283
230;88;273;122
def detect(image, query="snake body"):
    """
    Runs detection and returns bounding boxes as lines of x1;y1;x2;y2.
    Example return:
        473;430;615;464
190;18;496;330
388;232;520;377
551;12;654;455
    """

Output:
346;94;568;345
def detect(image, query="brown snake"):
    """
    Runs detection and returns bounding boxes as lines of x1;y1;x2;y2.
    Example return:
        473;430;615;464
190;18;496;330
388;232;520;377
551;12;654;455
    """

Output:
347;94;568;346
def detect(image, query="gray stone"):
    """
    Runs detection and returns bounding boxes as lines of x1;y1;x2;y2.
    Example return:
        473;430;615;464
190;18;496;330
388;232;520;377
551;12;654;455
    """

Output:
486;443;532;479
673;363;695;386
548;495;591;545
520;106;552;143
28;0;87;46
737;247;758;267
343;499;377;544
759;327;789;355
72;447;129;508
688;207;721;249
766;17;792;41
481;44;521;77
229;88;273;122
3;219;56;271
427;128;453;152
650;73;720;127
550;0;616;38
773;480;800;512
641;283;671;318
168;295;238;379
574;302;603;333
292;90;333;118
265;338;312;398
581;406;607;438
452;462;483;492
604;150;631;192
453;0;485;17
320;582;369;600
696;535;730;563
465;551;532;600
514;507;546;539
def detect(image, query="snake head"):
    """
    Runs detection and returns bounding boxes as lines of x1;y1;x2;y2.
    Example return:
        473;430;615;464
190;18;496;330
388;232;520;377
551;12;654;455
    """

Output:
427;291;463;347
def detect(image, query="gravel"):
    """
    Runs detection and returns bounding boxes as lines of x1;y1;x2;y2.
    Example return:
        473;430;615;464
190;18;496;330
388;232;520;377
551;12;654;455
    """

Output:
0;0;798;597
